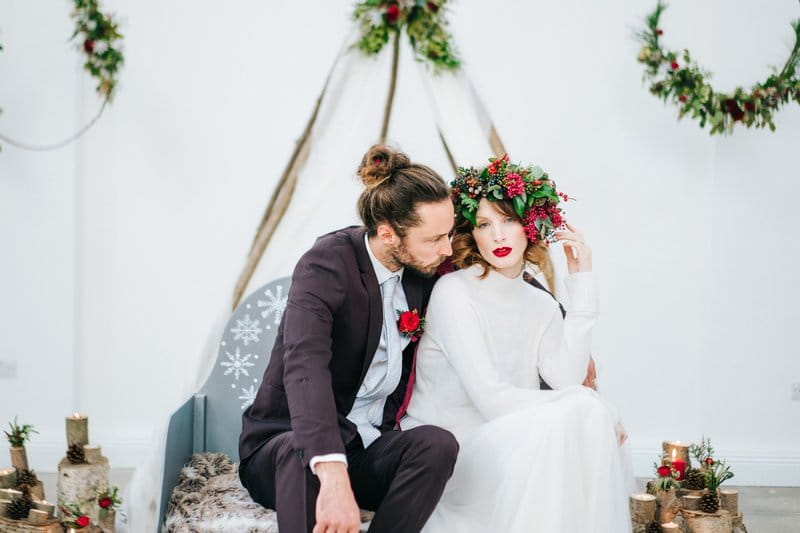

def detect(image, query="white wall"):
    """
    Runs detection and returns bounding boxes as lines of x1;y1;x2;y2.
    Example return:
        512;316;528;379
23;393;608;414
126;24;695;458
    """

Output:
0;0;798;485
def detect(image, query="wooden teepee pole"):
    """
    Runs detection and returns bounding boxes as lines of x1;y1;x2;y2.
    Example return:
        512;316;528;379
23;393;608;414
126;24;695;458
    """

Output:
230;54;341;309
379;30;401;144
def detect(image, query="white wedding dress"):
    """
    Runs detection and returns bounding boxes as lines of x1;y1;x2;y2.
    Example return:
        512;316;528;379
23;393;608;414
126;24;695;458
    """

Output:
402;264;633;532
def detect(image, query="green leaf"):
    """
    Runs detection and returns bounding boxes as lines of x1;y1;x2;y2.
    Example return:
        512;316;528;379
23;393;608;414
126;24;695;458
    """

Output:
492;189;504;200
512;195;525;217
531;166;544;179
462;208;476;227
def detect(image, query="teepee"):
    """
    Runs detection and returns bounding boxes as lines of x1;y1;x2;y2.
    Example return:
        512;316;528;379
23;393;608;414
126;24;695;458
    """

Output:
230;20;513;308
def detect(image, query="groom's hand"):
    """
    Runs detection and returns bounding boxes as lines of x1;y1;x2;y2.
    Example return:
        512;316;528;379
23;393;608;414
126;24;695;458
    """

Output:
314;462;361;533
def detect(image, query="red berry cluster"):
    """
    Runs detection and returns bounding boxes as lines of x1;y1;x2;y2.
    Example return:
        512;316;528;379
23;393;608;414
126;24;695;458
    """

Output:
522;204;563;244
487;154;510;175
503;173;525;197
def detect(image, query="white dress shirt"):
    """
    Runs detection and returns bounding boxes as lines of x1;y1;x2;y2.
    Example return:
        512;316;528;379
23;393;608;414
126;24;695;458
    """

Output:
309;235;411;474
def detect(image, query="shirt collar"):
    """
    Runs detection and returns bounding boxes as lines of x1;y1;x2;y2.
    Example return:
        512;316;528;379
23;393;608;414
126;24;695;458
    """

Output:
364;233;404;285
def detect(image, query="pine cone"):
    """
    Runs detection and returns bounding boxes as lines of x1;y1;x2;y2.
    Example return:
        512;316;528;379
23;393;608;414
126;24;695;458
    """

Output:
700;491;720;513
6;494;32;520
646;521;661;533
683;468;706;490
16;468;38;487
67;442;86;464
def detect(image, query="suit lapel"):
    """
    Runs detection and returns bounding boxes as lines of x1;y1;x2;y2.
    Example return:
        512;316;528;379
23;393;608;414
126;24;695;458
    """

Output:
349;228;384;383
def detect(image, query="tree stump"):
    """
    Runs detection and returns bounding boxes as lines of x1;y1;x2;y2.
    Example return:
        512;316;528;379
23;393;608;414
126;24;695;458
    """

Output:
719;490;738;516
630;493;657;531
29;481;45;501
682;494;702;511
10;447;28;472
731;512;748;533
0;467;17;489
655;488;681;523
57;456;110;524
682;509;733;533
0;515;63;532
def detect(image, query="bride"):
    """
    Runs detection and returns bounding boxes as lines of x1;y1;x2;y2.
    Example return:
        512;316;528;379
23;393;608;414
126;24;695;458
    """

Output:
402;156;632;532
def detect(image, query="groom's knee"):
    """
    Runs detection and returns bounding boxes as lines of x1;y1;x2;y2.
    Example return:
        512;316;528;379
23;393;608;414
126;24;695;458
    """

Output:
405;426;459;472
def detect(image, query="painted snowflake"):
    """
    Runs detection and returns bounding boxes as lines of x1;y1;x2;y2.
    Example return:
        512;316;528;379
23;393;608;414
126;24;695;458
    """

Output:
220;346;255;380
258;285;287;325
230;314;262;346
238;385;257;410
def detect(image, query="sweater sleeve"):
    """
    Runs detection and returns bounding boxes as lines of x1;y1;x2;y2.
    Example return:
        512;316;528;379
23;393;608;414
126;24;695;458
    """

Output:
537;272;599;389
426;276;560;421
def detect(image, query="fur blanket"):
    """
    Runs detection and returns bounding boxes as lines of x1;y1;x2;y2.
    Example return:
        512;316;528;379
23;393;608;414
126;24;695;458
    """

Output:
164;453;373;533
164;453;278;533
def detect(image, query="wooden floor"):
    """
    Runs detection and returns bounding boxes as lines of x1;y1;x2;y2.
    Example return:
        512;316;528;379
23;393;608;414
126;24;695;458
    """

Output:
35;471;800;532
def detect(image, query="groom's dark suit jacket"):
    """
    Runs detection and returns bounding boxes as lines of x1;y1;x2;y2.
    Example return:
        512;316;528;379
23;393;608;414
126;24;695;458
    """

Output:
239;226;437;468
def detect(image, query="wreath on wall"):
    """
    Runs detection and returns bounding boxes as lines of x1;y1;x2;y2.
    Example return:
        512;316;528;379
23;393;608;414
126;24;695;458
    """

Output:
636;2;800;135
0;0;123;151
352;0;460;71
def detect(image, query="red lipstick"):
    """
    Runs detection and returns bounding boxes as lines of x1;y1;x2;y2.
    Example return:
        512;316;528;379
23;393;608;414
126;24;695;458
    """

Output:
493;247;511;257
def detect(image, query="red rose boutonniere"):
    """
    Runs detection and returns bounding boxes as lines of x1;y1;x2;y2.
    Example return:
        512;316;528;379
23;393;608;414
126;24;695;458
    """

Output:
396;309;426;342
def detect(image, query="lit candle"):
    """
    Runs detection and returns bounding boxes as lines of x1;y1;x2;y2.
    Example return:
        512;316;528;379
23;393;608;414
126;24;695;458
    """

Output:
0;467;17;489
661;522;680;532
66;413;89;447
671;449;686;481
662;440;690;467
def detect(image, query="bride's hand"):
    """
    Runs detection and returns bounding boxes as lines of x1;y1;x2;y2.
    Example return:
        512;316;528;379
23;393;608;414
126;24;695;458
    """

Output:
555;224;592;274
615;421;628;446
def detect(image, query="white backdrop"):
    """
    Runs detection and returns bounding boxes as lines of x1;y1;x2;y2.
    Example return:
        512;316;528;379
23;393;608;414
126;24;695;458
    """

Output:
1;0;799;486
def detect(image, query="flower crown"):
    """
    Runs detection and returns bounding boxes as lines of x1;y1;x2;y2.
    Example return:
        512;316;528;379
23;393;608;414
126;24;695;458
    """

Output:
450;155;570;244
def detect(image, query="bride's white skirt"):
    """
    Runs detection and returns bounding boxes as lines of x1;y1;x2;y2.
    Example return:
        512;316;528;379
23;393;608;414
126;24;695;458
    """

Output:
422;387;634;533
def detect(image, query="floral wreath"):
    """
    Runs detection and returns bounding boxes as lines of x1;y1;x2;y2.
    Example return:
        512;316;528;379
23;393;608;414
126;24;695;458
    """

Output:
352;0;459;71
450;155;570;245
636;2;800;135
0;0;123;151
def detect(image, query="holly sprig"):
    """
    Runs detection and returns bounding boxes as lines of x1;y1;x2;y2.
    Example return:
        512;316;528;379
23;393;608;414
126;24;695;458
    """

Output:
70;0;124;100
636;2;800;134
352;0;460;72
4;417;38;448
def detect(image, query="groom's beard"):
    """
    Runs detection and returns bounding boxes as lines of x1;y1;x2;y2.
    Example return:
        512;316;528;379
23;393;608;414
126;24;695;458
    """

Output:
389;239;445;278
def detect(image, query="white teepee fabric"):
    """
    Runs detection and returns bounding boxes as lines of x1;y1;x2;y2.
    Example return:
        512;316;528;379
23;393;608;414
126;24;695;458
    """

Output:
128;29;506;532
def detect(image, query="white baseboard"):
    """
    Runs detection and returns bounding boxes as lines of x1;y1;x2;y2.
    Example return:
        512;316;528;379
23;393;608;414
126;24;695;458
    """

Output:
23;439;150;473
21;442;800;487
632;448;800;487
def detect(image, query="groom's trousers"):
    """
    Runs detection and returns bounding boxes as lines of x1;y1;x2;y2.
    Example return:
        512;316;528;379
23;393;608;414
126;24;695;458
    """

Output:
239;424;458;533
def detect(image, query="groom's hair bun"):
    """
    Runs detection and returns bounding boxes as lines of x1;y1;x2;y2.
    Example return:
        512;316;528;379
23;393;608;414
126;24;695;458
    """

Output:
357;145;410;190
356;144;448;237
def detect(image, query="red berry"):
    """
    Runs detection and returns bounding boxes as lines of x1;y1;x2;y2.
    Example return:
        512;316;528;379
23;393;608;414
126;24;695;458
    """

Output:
656;29;664;35
671;61;679;70
679;94;688;103
83;39;95;53
76;516;90;527
386;4;400;24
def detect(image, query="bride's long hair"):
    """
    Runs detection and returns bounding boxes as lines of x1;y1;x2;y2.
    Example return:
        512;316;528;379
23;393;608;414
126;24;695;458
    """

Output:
451;199;555;291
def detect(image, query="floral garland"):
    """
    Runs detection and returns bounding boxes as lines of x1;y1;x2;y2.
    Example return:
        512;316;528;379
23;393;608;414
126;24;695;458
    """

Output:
71;0;124;101
0;0;123;151
352;0;460;71
636;2;800;135
451;155;570;245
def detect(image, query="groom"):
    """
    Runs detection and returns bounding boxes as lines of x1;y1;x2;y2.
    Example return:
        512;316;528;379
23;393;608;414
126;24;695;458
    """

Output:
239;145;458;533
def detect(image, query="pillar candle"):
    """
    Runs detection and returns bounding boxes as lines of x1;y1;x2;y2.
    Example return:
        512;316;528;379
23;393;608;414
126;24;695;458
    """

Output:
83;444;102;464
66;413;89;447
